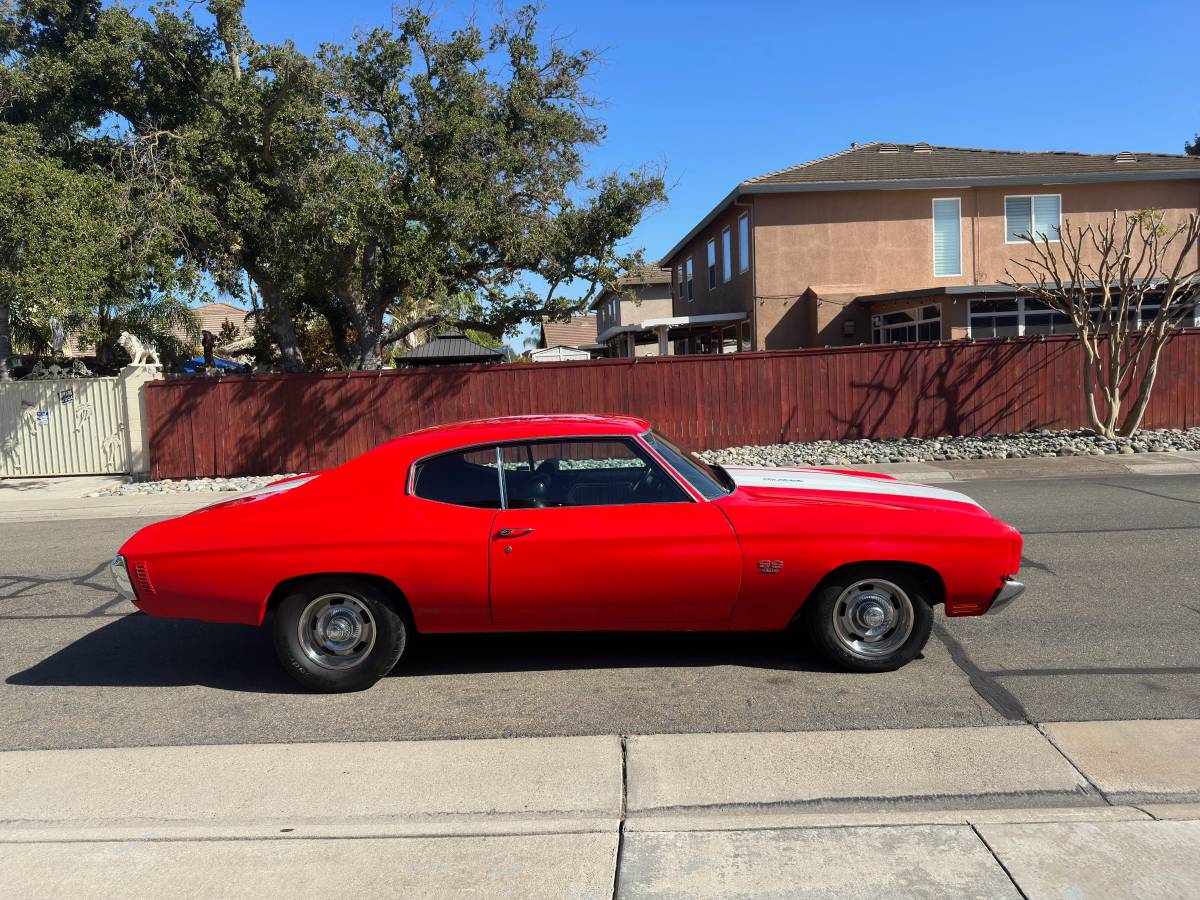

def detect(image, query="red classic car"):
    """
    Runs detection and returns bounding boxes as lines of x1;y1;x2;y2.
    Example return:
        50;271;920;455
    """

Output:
111;414;1024;691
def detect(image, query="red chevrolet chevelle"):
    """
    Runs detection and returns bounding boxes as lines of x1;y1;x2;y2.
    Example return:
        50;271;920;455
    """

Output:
111;415;1024;691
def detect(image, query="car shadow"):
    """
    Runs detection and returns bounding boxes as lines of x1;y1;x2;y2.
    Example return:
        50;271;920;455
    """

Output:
6;613;303;695
6;613;839;694
398;629;839;677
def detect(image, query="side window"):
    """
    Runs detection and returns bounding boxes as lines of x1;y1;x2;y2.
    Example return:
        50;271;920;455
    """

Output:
412;447;502;508
500;439;688;509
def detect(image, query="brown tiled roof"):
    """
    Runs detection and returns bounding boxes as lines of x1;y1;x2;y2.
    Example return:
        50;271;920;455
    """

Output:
611;266;672;287
540;314;597;349
164;302;253;346
747;142;1200;186
660;142;1200;265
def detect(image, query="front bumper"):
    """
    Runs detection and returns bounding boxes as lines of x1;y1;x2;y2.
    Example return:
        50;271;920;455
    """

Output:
986;578;1025;615
110;555;135;601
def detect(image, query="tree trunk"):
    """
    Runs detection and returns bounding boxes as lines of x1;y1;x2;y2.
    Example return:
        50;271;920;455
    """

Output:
328;316;354;369
0;299;13;383
1118;339;1168;436
1079;340;1110;437
269;302;306;374
249;270;305;373
354;318;384;370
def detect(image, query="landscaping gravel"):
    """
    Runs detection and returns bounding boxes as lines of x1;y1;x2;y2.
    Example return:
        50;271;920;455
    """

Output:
697;427;1200;468
89;426;1200;496
90;474;303;497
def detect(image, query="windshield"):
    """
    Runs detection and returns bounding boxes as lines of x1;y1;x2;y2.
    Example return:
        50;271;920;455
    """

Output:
642;431;734;500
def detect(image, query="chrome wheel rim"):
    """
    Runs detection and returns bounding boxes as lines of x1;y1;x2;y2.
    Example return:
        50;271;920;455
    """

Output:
297;593;376;670
831;579;914;658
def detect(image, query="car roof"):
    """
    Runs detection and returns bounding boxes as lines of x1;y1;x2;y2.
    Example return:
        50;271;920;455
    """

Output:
372;414;653;461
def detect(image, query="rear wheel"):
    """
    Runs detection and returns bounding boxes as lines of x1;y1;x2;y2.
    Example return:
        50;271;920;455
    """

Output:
804;566;933;672
272;577;408;692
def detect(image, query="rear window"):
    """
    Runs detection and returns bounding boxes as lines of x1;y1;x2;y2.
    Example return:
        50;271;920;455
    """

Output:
412;447;502;508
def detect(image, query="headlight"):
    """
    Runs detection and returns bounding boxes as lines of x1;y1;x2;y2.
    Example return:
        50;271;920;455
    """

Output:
110;555;135;599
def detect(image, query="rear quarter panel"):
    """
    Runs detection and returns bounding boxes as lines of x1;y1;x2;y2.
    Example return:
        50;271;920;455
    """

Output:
118;471;496;631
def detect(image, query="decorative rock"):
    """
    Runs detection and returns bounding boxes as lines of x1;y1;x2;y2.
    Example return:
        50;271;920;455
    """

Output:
697;427;1200;469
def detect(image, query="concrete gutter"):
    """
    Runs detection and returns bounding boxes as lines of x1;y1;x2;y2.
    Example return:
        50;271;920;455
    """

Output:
2;721;1197;839
846;449;1200;483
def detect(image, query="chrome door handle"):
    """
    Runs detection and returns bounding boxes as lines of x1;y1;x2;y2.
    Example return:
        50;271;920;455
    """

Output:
497;527;535;538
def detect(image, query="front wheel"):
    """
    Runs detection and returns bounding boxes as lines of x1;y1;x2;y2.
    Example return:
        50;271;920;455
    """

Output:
273;577;409;692
804;567;933;672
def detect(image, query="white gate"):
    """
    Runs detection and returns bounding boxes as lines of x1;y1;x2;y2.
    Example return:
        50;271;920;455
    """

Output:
0;377;129;476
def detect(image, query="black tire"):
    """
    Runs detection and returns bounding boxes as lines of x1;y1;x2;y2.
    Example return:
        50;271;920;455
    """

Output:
272;577;409;692
803;565;933;672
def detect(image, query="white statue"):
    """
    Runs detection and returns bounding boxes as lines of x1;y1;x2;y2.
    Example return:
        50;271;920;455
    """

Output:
118;331;160;367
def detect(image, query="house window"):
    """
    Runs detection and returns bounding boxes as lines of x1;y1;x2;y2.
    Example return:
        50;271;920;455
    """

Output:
968;297;1073;338
871;304;942;344
706;239;717;289
932;198;961;277
685;257;694;302
737;214;750;273
676;265;684;302
721;227;732;282
1005;195;1061;243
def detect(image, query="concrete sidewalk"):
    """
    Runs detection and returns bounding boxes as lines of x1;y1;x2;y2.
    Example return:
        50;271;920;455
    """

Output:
3;449;1200;523
3;720;1198;898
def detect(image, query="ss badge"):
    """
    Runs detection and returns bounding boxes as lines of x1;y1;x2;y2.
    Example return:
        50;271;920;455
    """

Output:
757;560;783;575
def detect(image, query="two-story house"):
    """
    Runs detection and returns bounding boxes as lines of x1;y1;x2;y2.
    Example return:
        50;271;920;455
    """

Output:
656;143;1200;353
591;268;676;356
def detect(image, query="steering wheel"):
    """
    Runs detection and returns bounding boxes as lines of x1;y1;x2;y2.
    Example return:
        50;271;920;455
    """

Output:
630;464;658;499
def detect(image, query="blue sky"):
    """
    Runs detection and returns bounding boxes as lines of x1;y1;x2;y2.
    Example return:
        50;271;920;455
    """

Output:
234;0;1199;347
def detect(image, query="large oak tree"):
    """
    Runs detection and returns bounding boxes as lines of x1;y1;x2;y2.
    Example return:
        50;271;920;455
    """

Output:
2;1;663;371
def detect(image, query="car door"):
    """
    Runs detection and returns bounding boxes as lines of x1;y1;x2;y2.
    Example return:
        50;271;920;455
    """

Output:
403;444;503;631
488;437;742;628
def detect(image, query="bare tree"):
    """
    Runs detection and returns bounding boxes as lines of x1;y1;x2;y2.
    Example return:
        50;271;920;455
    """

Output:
1002;210;1200;438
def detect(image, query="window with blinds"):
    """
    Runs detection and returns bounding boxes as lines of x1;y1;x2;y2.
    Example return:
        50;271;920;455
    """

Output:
1006;195;1061;243
721;227;732;282
738;214;750;273
932;198;962;277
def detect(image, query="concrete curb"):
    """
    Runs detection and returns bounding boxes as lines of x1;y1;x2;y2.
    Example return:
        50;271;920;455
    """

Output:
848;449;1200;483
2;721;1197;840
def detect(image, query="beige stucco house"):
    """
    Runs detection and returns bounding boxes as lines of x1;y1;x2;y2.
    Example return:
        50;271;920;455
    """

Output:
590;268;682;357
659;142;1200;353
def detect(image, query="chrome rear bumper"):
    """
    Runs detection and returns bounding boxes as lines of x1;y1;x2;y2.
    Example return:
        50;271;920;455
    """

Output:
987;578;1025;615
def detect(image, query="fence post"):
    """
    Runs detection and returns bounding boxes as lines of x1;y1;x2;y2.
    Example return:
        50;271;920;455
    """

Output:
119;365;162;478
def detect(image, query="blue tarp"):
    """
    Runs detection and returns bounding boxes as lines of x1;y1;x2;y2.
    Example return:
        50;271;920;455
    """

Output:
181;356;244;374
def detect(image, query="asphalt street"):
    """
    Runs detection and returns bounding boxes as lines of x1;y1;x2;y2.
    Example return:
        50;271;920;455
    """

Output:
2;473;1198;751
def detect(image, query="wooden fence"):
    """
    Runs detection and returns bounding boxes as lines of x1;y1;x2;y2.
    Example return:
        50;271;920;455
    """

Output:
144;332;1200;479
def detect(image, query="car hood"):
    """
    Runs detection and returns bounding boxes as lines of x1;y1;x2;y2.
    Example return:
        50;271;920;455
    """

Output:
721;466;984;512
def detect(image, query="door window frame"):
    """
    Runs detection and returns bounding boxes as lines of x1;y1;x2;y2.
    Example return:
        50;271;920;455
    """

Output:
407;434;704;508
